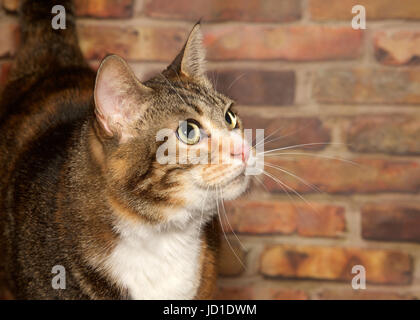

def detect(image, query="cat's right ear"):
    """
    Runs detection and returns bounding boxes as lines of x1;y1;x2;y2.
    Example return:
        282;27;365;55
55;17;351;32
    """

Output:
164;23;209;84
94;55;152;141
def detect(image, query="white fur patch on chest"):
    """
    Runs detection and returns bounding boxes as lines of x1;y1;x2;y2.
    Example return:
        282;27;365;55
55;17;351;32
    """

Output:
104;215;202;300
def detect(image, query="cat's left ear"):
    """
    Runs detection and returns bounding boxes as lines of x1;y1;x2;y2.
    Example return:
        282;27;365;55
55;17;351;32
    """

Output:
165;22;209;83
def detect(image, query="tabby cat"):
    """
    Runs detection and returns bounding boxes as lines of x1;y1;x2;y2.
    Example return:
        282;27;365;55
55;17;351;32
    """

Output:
0;1;251;299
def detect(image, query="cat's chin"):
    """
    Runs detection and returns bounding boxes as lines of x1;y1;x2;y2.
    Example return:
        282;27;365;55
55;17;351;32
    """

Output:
220;172;250;201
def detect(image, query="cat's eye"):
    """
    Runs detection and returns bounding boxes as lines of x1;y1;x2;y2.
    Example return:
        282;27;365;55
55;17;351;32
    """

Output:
225;109;237;129
177;120;201;145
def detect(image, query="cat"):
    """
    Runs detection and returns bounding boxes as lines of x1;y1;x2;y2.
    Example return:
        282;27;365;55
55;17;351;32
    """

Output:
0;1;251;299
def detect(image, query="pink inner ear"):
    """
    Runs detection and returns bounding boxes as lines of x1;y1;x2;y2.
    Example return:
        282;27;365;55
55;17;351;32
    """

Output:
94;55;152;139
94;61;124;136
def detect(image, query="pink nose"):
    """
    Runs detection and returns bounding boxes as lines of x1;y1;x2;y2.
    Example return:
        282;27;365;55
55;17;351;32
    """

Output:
230;139;250;163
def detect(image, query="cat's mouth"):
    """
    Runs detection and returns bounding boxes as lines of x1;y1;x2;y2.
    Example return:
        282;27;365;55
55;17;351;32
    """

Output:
202;163;250;201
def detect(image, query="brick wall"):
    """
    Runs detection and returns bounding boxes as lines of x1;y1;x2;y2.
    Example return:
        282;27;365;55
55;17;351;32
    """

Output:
1;0;420;300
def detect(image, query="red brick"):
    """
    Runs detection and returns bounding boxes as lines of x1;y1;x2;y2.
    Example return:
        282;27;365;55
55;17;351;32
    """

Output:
143;0;301;22
270;289;308;300
262;158;420;194
78;24;187;62
346;115;420;155
222;200;346;238
204;25;362;61
240;115;331;151
362;203;420;243
215;284;308;300
260;245;413;285
215;286;254;300
319;289;415;300
309;0;420;21
313;68;420;105
0;21;18;58
74;0;134;18
218;237;246;277
2;0;134;17
375;30;420;65
213;69;295;106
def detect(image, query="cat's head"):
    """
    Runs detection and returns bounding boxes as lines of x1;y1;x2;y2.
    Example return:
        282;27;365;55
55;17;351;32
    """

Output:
92;23;251;228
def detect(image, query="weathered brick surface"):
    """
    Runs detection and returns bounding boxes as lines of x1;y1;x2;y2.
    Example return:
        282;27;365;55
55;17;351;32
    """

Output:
215;285;309;300
78;24;187;62
213;69;295;106
270;289;308;300
74;0;134;18
204;25;362;61
313;68;420;105
263;158;420;194
309;0;420;21
260;245;413;285
264;157;420;195
222;200;346;237
240;115;330;151
319;290;416;300
362;203;420;243
143;0;301;22
215;286;254;300
346;115;420;155
2;0;134;17
375;31;420;65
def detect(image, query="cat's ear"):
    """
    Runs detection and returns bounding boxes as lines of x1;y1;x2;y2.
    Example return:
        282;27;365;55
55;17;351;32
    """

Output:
94;55;152;140
166;22;208;82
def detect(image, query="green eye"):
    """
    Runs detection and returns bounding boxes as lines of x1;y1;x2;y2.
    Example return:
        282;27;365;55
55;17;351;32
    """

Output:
225;109;237;129
177;120;201;145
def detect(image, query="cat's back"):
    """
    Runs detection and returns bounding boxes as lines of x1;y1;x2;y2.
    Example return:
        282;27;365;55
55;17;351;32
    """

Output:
0;64;95;205
0;0;95;172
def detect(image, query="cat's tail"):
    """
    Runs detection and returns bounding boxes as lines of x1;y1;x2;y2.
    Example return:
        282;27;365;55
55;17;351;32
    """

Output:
12;0;86;78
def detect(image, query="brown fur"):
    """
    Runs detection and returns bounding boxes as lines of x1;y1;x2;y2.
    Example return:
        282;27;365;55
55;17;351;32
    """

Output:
0;1;247;299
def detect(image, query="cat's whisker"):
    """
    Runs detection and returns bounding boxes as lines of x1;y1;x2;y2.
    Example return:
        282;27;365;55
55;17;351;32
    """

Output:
251;126;282;150
252;174;269;192
264;162;322;194
261;171;296;208
261;152;362;168
227;73;247;91
258;142;347;154
219;187;246;251
253;126;308;152
215;185;246;270
261;170;320;216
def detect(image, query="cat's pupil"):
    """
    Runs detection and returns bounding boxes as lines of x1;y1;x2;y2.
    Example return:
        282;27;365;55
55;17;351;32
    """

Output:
186;124;194;138
225;112;232;124
180;122;194;139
